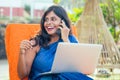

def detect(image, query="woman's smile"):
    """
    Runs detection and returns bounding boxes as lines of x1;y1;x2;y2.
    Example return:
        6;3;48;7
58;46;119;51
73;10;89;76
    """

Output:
47;26;55;31
45;25;58;34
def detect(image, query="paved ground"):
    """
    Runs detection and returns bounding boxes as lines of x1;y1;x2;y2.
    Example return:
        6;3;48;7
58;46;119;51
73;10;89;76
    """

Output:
0;59;9;80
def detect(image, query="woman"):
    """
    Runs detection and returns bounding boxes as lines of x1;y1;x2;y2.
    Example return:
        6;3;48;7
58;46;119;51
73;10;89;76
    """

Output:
17;5;93;80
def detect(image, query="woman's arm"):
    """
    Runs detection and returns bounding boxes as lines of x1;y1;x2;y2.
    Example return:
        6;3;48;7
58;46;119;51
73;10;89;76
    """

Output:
17;40;40;79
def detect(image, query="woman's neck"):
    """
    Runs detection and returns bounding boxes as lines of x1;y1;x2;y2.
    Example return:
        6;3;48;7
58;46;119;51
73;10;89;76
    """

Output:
49;34;59;44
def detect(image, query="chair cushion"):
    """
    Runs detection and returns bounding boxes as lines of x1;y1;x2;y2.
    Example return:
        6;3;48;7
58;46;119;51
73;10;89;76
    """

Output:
5;24;40;80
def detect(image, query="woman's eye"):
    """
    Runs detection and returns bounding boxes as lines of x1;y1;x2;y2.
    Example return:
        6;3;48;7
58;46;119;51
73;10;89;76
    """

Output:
51;18;56;21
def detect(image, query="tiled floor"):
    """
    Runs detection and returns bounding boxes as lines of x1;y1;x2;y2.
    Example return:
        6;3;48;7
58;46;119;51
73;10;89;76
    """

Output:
0;59;9;80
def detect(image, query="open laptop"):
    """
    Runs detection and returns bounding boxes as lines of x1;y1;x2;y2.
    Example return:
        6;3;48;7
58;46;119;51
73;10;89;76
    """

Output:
40;42;102;76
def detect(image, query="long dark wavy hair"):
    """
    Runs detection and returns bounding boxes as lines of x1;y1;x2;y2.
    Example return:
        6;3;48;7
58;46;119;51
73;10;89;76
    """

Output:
32;5;72;48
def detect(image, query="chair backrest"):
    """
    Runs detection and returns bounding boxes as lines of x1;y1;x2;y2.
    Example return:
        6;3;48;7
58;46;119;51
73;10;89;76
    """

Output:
5;24;77;80
5;24;40;80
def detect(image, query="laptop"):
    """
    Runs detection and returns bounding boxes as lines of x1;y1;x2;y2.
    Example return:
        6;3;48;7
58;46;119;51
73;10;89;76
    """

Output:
40;42;102;76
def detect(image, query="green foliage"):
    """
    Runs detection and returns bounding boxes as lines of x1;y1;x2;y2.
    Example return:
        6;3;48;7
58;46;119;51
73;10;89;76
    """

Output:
100;0;120;25
0;17;9;20
99;3;109;22
24;5;30;14
114;0;120;23
109;27;116;38
116;30;120;42
109;26;120;43
67;8;83;23
100;0;120;42
53;0;61;4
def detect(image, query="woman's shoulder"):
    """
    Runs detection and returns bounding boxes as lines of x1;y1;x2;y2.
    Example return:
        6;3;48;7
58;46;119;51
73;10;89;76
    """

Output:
68;34;77;40
69;34;76;38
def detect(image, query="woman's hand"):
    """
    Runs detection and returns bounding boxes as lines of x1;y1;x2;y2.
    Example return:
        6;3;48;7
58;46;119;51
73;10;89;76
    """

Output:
58;20;70;42
18;40;38;79
20;40;33;54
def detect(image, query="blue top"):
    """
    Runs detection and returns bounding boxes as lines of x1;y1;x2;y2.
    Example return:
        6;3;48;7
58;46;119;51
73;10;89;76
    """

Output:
29;35;93;80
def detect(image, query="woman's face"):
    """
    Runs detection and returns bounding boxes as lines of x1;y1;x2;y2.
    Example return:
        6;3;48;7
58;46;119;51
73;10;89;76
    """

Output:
44;11;61;35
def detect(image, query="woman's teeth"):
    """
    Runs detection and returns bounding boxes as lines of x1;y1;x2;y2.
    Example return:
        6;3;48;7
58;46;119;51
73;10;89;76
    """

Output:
47;26;55;31
48;26;54;29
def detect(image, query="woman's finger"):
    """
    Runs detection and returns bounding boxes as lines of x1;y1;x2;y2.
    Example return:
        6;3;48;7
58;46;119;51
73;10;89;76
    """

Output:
20;40;32;50
22;41;31;48
61;20;66;28
58;26;63;30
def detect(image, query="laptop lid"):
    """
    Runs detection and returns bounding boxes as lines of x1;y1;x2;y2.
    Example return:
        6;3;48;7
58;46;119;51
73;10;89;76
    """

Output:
51;42;102;74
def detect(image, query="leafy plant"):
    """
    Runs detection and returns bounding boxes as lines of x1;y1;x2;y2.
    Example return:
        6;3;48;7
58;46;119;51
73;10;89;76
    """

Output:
109;26;120;43
67;7;83;23
100;0;120;42
24;4;30;14
53;0;61;4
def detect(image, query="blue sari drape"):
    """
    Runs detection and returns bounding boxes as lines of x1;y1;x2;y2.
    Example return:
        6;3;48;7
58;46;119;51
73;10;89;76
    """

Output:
29;35;93;80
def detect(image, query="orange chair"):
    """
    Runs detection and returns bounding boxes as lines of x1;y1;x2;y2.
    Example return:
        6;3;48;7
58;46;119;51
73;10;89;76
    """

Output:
5;24;77;80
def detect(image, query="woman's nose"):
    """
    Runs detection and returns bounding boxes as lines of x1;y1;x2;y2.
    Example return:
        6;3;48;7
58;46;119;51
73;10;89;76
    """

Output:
47;20;52;24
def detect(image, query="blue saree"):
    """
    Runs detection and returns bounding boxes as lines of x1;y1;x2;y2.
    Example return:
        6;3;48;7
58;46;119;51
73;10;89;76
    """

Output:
29;35;93;80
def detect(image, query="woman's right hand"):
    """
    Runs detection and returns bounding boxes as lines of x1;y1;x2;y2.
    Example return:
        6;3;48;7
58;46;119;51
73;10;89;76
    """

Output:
20;40;33;54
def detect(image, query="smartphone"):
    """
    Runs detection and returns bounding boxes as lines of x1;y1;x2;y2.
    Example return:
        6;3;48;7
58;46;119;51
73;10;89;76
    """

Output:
56;28;61;38
56;20;63;38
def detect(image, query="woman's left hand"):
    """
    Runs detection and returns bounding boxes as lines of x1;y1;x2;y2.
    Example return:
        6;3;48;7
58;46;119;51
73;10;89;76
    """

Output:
58;20;70;42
